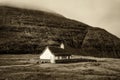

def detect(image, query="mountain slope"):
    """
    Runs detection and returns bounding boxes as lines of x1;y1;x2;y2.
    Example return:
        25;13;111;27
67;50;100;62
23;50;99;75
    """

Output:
0;6;120;58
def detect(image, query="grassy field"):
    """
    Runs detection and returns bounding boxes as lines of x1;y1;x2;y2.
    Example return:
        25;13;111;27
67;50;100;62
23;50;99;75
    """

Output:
0;54;120;80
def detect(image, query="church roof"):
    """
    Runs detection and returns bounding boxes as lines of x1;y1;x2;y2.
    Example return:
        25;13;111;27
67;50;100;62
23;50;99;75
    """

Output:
48;47;71;56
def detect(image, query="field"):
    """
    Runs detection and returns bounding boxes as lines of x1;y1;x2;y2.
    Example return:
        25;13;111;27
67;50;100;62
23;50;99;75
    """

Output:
0;54;120;80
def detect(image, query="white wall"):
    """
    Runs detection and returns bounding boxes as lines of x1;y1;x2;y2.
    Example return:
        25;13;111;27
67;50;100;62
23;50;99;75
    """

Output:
40;47;55;63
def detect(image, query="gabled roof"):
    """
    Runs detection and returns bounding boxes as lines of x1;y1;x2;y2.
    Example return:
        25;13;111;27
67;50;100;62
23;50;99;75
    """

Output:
48;46;71;56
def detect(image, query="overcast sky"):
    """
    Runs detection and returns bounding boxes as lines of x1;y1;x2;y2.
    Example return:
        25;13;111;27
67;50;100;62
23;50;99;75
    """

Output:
0;0;120;38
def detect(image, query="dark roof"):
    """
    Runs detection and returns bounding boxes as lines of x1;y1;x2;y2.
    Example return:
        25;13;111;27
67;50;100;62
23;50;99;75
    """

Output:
48;47;71;56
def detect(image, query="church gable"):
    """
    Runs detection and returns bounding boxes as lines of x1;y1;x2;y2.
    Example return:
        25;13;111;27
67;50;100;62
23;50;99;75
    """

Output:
40;47;55;60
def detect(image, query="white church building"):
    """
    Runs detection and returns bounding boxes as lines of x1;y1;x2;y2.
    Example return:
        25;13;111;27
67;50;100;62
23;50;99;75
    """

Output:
40;43;72;63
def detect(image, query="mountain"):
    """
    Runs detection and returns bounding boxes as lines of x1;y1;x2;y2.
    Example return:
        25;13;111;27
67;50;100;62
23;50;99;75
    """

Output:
0;6;120;58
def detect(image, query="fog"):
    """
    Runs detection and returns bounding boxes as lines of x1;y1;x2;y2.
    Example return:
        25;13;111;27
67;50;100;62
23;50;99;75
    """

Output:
0;0;120;38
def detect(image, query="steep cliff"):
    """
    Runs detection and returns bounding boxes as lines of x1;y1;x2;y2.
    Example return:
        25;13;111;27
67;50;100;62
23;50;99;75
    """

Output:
0;6;120;58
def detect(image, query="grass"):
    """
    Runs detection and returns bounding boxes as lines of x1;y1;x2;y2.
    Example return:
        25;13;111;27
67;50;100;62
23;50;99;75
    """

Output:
0;54;120;80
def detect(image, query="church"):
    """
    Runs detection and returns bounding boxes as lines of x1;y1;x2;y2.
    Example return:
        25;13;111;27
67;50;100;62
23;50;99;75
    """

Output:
40;43;72;63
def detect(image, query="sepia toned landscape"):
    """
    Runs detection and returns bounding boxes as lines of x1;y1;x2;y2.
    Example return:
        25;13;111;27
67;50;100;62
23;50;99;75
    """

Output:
0;1;120;80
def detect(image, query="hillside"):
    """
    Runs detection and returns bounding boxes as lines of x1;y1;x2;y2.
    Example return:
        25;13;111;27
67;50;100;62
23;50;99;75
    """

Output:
0;6;120;58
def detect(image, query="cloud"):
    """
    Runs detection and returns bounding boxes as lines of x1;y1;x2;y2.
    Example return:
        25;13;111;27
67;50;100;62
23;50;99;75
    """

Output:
0;0;53;12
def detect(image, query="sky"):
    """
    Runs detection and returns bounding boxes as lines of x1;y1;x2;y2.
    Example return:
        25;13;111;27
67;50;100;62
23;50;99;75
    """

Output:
0;0;120;38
